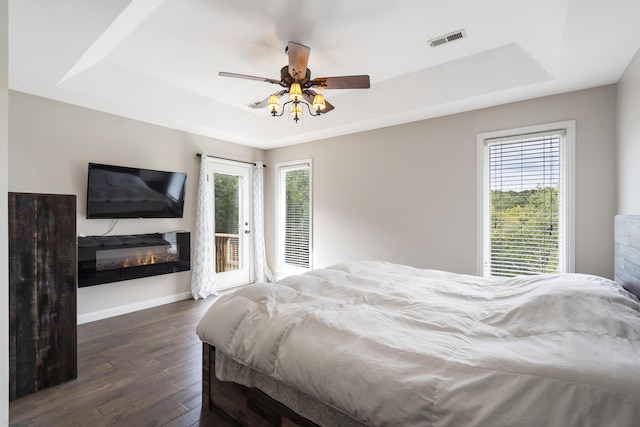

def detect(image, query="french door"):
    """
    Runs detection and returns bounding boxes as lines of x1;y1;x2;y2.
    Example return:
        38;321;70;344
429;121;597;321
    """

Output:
207;160;252;289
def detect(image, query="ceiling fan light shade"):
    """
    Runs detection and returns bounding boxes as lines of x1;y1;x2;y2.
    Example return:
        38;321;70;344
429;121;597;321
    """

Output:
290;103;302;119
312;94;326;111
267;94;281;112
289;83;303;102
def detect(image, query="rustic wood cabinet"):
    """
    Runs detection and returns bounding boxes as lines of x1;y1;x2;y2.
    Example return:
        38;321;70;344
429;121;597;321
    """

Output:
8;192;77;400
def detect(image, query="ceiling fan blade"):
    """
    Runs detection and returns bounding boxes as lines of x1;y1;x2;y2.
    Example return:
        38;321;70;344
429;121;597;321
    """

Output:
218;71;281;85
287;41;311;80
249;89;287;109
310;75;370;89
303;90;335;114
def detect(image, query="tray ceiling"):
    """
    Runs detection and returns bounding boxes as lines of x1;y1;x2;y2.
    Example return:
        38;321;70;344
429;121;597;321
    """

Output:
9;0;640;148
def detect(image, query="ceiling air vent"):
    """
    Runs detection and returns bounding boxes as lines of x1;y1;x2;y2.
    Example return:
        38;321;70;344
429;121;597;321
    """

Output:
428;29;466;48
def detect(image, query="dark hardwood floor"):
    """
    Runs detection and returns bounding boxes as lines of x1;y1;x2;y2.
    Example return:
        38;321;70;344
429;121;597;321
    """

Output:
10;297;233;427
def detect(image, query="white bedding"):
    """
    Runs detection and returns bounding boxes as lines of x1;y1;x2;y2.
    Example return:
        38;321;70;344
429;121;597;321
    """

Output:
196;261;640;426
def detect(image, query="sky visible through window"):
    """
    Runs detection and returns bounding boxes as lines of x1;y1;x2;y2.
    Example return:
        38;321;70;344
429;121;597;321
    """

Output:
489;136;560;192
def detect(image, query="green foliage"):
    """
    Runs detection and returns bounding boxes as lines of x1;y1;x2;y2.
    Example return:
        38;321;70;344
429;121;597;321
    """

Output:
490;186;559;277
214;174;239;234
285;169;309;218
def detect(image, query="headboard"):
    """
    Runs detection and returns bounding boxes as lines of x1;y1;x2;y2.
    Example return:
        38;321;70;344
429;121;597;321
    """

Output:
614;215;640;299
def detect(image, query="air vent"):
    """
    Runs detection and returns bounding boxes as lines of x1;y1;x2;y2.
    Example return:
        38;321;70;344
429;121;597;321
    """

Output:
428;29;466;48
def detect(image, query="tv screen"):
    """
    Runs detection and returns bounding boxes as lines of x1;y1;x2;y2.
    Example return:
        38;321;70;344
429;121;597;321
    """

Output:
86;163;187;219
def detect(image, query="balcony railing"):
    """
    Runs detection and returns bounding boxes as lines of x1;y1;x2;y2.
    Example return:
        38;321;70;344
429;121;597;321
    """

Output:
215;233;239;273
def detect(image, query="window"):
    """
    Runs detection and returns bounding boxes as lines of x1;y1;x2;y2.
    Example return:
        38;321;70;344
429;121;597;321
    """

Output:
276;160;312;275
477;121;575;277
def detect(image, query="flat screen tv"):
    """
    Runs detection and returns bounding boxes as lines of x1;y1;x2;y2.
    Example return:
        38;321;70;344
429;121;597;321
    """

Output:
86;163;187;219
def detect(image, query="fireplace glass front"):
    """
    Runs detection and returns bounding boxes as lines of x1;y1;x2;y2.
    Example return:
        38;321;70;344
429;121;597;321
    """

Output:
78;232;190;287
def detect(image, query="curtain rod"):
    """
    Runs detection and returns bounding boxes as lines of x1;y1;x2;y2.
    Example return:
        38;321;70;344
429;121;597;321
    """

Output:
196;153;266;167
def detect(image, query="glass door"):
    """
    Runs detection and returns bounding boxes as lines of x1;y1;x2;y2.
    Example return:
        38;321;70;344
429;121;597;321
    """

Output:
208;160;252;289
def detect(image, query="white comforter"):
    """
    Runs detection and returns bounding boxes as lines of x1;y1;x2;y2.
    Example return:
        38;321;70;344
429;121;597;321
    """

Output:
196;261;640;426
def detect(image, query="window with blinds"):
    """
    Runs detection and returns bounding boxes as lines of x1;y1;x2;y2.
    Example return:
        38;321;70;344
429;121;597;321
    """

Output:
479;123;574;278
277;161;312;273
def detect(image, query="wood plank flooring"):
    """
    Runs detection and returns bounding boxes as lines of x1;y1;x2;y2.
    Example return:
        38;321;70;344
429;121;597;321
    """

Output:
9;297;233;427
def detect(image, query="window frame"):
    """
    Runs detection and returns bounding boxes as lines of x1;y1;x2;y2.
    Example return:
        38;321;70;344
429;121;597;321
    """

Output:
275;159;313;277
477;121;575;277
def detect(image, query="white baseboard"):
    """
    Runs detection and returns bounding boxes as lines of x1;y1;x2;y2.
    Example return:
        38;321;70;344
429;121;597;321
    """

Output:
77;291;193;325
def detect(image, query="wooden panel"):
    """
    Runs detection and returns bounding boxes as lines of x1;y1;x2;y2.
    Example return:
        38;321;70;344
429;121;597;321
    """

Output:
9;193;77;400
615;215;640;299
203;344;319;427
9;193;38;400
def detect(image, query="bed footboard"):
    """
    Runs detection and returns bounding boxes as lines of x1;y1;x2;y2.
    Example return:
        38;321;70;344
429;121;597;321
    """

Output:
202;343;319;427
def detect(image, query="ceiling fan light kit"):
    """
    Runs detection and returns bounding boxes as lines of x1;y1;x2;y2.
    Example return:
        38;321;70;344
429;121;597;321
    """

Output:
219;41;370;123
268;95;323;123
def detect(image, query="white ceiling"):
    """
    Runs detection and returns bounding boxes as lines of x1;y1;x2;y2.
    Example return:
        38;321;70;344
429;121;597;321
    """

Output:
9;0;640;149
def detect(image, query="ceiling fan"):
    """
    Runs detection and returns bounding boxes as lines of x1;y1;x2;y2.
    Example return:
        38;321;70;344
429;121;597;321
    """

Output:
218;41;370;122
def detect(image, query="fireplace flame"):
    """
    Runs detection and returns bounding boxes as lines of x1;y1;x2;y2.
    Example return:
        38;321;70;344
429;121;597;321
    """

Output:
135;250;156;266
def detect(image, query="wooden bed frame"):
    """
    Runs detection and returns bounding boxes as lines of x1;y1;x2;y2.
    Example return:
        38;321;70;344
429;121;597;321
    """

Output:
202;343;319;427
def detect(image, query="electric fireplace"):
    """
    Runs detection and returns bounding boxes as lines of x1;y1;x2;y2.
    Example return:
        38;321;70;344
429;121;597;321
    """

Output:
78;232;190;287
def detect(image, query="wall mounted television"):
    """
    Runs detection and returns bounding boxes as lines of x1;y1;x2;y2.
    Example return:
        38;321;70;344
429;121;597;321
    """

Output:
86;163;187;219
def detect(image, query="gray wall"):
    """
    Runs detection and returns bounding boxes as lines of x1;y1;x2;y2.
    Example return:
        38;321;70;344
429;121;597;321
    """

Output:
618;49;640;214
265;85;618;279
8;92;264;319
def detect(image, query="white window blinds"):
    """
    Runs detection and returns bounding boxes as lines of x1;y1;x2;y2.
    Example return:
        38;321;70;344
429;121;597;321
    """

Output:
278;163;311;271
483;129;567;277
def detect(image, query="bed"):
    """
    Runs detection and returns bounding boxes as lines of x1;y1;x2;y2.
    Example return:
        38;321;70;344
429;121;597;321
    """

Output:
196;217;640;426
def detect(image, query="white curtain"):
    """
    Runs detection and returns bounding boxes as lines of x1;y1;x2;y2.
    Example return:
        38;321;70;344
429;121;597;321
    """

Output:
253;162;275;283
191;153;217;299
